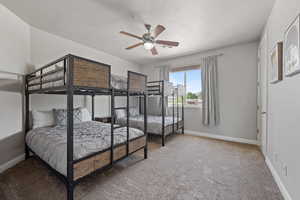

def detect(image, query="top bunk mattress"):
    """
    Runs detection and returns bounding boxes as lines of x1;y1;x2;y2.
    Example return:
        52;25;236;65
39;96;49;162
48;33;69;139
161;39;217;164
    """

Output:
27;55;111;91
147;80;174;96
111;74;127;90
111;73;147;92
26;121;144;176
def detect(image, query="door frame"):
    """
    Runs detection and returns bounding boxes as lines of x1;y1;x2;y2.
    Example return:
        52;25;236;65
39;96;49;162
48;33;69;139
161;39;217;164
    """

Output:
257;32;268;157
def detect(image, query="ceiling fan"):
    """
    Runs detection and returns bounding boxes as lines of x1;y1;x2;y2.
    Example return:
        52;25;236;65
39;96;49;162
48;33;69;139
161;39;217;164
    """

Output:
120;24;179;55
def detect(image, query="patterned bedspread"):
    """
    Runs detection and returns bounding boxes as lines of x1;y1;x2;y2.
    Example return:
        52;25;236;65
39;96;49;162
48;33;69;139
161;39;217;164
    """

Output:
117;115;181;135
26;121;144;176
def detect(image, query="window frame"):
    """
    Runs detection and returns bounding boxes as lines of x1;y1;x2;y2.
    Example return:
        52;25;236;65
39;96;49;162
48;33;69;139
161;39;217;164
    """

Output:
168;66;202;108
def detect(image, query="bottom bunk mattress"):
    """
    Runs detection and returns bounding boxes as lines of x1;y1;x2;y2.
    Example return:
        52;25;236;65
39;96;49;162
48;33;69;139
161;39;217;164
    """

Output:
117;115;182;135
26;121;144;176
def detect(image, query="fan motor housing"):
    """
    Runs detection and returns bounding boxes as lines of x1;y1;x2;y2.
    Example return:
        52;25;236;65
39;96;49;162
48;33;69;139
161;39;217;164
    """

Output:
142;33;155;43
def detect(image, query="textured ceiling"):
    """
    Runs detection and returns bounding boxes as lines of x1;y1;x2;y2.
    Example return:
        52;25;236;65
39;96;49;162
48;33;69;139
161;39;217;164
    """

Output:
0;0;275;65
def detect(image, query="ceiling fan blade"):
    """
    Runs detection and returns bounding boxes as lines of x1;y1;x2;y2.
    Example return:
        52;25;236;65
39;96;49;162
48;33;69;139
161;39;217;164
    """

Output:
153;25;166;38
120;31;142;40
126;42;144;50
156;40;179;47
151;47;158;55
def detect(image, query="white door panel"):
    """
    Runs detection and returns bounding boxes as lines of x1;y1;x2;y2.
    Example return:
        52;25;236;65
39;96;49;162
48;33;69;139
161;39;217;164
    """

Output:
258;34;268;156
261;113;267;156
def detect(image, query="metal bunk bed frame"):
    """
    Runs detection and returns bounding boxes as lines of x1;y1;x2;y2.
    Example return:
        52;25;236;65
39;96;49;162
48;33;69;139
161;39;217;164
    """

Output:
146;80;184;146
24;54;148;200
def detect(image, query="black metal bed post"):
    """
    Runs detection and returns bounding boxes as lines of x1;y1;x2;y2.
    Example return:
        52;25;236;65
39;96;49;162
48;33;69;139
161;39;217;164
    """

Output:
91;94;95;120
144;92;148;159
66;56;74;200
139;96;142;114
161;81;165;147
110;89;115;164
177;88;179;130
126;90;129;156
182;96;184;134
25;76;30;160
172;91;175;134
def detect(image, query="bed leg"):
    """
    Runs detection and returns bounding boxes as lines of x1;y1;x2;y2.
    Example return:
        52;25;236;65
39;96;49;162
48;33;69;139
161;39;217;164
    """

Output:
144;147;148;159
25;144;30;160
182;126;184;134
162;136;165;147
67;182;74;200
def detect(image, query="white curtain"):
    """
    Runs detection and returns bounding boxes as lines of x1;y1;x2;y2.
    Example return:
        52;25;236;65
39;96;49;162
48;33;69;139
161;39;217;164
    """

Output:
158;66;170;81
158;66;170;115
201;56;220;125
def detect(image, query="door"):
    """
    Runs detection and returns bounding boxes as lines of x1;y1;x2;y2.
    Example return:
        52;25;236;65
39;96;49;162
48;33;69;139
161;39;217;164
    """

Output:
257;33;268;156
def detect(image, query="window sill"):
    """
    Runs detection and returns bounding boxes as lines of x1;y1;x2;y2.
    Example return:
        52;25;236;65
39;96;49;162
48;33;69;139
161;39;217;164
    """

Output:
184;105;202;109
168;105;202;109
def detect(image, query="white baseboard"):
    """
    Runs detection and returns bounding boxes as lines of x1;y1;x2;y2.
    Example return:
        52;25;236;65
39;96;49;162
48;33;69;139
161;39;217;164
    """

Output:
0;154;25;174
265;157;292;200
185;130;260;145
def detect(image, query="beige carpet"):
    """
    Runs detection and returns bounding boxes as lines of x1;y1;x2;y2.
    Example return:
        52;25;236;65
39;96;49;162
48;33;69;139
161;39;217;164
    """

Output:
0;135;283;200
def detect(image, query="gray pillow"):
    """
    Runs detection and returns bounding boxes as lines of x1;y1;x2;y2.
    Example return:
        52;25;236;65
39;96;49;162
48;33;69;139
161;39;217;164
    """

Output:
53;108;82;126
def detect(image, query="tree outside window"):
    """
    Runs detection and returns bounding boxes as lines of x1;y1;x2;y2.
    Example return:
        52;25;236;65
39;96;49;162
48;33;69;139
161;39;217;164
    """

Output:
169;68;202;107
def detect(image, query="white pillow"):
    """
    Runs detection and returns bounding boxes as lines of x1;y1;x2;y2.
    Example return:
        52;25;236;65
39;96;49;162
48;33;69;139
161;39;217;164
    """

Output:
81;108;92;121
32;110;55;129
115;109;126;119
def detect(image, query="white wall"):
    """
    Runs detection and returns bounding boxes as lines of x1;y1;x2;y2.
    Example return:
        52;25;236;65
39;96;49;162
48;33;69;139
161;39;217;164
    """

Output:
0;90;22;140
30;27;140;76
263;0;300;199
0;5;30;165
0;4;30;136
142;42;258;140
30;27;141;116
0;4;142;166
0;4;30;74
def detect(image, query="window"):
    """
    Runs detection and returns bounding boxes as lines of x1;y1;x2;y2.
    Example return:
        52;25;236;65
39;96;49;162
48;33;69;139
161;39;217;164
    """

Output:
169;67;202;107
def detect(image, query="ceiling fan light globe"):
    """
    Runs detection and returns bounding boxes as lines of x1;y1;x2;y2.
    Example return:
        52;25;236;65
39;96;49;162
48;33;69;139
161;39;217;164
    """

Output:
144;42;154;50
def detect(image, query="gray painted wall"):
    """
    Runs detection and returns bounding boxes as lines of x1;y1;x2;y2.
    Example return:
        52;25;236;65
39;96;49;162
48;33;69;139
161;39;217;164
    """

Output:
0;4;30;74
0;5;30;166
0;132;24;165
30;27;141;117
142;42;258;140
263;0;300;199
0;5;141;167
0;86;24;166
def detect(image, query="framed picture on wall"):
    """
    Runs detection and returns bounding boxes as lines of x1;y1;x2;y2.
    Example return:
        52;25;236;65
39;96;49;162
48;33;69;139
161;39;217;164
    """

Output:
270;42;283;83
284;14;300;76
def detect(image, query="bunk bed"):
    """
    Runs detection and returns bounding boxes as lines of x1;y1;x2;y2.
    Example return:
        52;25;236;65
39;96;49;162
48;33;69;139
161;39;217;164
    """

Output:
146;81;184;146
25;54;148;200
116;80;184;146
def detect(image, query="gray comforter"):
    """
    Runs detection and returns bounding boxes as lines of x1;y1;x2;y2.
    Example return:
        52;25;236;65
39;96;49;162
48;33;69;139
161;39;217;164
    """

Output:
117;115;181;135
26;121;144;176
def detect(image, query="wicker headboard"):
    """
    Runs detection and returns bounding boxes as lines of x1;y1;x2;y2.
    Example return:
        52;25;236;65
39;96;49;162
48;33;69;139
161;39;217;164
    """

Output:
72;56;110;89
127;71;147;93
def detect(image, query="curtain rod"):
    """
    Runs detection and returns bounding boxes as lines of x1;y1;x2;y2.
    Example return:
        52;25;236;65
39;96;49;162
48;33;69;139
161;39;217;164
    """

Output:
216;53;224;56
205;53;224;57
170;53;224;72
